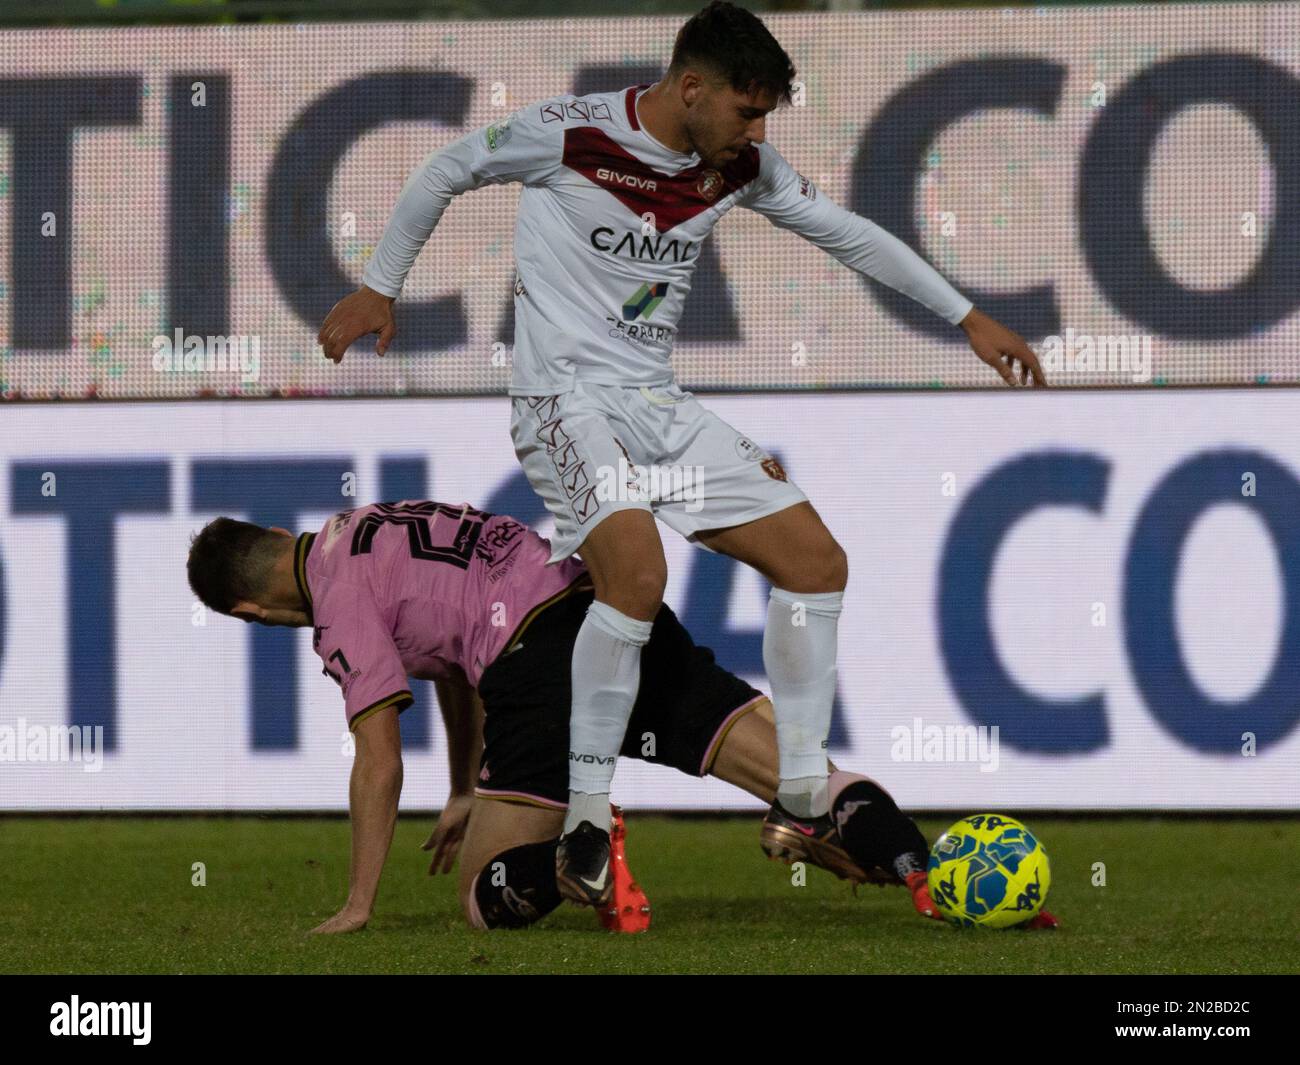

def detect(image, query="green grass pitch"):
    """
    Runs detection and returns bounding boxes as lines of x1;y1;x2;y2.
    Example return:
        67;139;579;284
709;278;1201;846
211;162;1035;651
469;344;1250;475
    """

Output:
3;815;1296;975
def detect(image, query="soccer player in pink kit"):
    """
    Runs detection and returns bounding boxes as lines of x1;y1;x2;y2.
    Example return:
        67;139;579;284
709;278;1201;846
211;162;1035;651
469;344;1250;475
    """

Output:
186;501;1063;934
318;4;1046;904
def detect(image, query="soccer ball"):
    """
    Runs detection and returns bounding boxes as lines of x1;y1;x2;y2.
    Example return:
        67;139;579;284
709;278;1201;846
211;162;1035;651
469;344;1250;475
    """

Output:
926;814;1050;928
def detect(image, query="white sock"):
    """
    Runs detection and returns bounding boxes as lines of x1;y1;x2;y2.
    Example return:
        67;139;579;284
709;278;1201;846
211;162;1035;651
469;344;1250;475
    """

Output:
563;599;654;835
764;586;843;819
778;776;829;820
565;792;612;835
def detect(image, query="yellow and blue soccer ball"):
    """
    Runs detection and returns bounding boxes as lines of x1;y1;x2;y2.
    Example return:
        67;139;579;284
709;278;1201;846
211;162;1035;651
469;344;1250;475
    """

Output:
927;814;1050;928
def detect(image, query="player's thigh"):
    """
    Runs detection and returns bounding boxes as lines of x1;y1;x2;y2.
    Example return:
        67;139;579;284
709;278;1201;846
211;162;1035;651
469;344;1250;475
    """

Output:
574;507;667;614
650;392;823;579
696;499;848;592
457;797;563;909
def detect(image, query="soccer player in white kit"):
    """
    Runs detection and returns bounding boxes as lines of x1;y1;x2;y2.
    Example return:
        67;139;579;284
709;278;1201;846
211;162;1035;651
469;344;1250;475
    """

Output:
320;2;1045;906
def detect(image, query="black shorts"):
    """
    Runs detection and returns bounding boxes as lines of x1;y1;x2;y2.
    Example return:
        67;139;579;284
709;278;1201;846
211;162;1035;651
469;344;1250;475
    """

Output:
474;582;765;807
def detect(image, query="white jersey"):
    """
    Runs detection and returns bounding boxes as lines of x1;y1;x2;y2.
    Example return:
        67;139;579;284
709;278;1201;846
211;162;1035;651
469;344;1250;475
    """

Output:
362;83;974;396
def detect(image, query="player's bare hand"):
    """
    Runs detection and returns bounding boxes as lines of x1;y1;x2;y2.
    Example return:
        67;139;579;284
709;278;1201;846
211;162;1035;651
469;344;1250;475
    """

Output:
422;793;474;875
958;307;1047;387
317;285;396;364
309;905;370;935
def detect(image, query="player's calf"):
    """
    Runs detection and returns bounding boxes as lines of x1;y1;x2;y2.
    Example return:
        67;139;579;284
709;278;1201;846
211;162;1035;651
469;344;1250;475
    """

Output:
464;812;651;933
465;840;564;930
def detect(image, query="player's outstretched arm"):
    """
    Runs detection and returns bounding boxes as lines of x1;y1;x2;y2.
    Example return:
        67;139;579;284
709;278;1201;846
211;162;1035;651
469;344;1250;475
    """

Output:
318;101;561;365
310;706;404;934
743;142;1046;386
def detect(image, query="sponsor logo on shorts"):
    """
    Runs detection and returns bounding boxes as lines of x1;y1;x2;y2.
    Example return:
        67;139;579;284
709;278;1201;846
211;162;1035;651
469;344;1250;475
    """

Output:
735;436;763;461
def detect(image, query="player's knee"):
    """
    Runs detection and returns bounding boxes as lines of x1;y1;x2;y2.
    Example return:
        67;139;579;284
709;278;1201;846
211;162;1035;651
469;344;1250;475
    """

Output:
464;840;563;930
815;539;849;592
627;563;667;610
771;536;847;594
595;563;665;618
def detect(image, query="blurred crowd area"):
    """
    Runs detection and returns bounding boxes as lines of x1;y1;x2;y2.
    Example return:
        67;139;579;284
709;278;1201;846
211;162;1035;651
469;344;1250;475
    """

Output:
0;0;1221;28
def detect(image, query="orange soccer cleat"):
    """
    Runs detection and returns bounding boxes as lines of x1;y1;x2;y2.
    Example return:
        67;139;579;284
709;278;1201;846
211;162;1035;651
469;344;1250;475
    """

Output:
1021;908;1060;930
596;806;651;934
905;870;945;922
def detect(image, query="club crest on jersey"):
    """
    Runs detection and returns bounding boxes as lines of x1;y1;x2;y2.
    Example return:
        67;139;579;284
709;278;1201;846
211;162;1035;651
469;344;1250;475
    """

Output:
696;168;723;201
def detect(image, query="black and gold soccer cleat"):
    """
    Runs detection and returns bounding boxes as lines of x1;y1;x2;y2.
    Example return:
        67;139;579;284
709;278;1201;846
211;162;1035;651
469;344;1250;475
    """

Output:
760;801;901;886
761;801;876;883
556;820;613;907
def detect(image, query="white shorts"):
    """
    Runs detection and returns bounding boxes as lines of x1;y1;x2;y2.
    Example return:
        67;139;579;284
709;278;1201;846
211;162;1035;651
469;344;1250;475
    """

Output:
509;380;809;564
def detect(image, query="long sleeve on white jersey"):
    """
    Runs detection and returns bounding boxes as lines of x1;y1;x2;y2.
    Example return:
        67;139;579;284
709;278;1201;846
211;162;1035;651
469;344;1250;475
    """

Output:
742;141;973;326
361;105;563;298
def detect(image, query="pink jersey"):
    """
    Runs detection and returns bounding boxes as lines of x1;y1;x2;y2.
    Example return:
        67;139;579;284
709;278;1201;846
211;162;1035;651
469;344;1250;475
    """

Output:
294;500;588;728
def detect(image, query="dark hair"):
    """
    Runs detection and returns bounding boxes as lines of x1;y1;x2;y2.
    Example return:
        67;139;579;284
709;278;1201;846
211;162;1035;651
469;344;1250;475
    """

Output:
669;1;796;104
187;517;286;615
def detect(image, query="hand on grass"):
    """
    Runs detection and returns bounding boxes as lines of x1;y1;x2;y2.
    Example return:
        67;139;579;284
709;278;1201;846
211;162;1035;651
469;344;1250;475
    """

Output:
422;794;475;875
309;906;370;935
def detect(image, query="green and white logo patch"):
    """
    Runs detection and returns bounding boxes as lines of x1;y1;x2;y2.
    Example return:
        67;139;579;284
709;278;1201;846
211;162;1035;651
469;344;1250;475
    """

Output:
485;113;515;153
622;282;670;321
